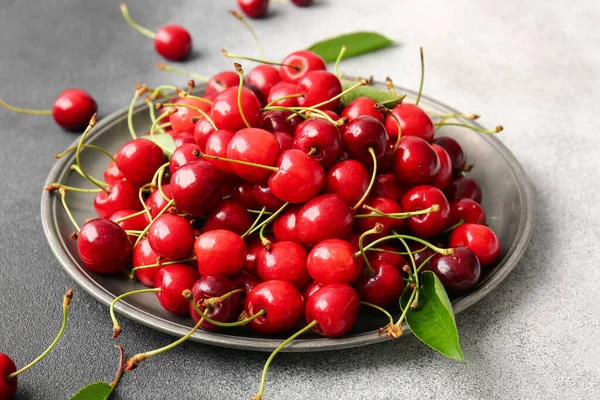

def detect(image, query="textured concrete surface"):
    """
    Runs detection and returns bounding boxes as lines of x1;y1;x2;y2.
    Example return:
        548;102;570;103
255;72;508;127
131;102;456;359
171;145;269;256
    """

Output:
0;0;599;399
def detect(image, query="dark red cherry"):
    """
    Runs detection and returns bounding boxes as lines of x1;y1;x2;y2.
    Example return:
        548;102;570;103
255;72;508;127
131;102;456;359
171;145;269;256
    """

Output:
392;136;440;185
355;197;404;238
444;175;482;203
115;139;166;187
189;276;241;331
204;129;237;179
307;239;362;285
432;144;453;190
243;82;267;107
245;280;304;335
132;238;163;287
401;185;451;238
366;244;405;271
206;71;240;96
273;131;294;152
434;136;467;173
109;209;149;244
267;82;302;108
296;71;342;111
145;184;177;219
0;352;17;400
302;281;323;300
248;64;281;98
243;236;270;275
252;182;285;210
355;260;404;307
293;118;342;168
77;219;132;274
408;241;436;271
342;115;388;166
154;25;192;61
305;283;359;337
296;194;354;245
261;110;295;135
427;247;481;294
268;149;325;203
232;181;261;209
237;0;269;18
324;160;370;206
256;241;310;289
170;143;201;175
103;159;124;185
170;160;223;216
195;230;246;276
148;214;194;260
193;118;216;149
341;97;384;124
170;97;211;134
94;180;142;219
449;224;500;266
385;103;435;142
291;0;313;5
272;206;300;242
210;87;262;131
231;271;262;305
155;264;200;314
279;50;326;83
371;173;406;204
450;198;487;225
52;88;97;131
203;200;253;236
226;128;280;182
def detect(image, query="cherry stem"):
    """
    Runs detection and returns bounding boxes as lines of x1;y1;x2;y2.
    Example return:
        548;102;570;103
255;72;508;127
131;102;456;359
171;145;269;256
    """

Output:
120;3;156;39
192;149;279;173
184;290;266;327
247;208;274;215
111;288;161;339
134;199;175;247
397;237;419;309
229;10;263;59
386;77;397;96
427;111;480;120
234;63;252;129
201;288;244;308
388;111;403;154
57;188;81;232
394;285;416;329
74;114;108;193
440;218;466;235
69;165;108;189
297;79;368;116
360;301;394;326
358;222;384;276
243;206;267;238
357;233;453;257
129;257;196;280
145;98;164;134
156;164;170;202
112;209;148;223
175;89;214;105
46;183;103;194
222;49;300;70
334;45;346;77
415;253;437;275
108;345;125;392
252;320;318;400
244;202;289;238
149;107;177;153
150;85;178;99
155;62;209;82
352;147;378;210
157;101;217;130
434;122;503;134
127;85;147;139
7;289;73;379
56;144;115;162
356;204;439;220
138;183;155;222
263;93;304;108
259;223;272;251
416;47;425;106
0;97;52;115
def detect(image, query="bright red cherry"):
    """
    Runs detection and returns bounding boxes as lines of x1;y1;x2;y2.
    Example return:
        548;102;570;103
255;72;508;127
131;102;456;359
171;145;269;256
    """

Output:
189;276;241;331
77;219;132;274
51;88;97;131
252;182;284;210
401;185;451;238
392;136;440;185
248;64;281;98
434;136;467;173
273;131;294;152
203;200;252;236
103;159;124;185
324;160;370;206
155;264;200;314
305;283;359;337
432;144;453;190
279;50;326;83
355;197;404;238
342;115;388;166
272;206;300;243
449;224;501;266
245;280;304;335
195;230;246;276
170;161;223;216
256;241;309;289
169;97;211;134
145;184;177;219
148;214;194;260
366;244;405;271
296;194;354;245
109;209;149;244
94;180;142;219
444;175;482;203
355;260;404;307
267;82;302;108
243;236;270;275
204;129;237;179
193;117;216;149
172;131;196;148
0;352;17;400
296;71;342;111
226;128;280;182
427;247;481;294
206;71;240;96
211;87;262;131
450;198;487;225
237;0;269;18
302;281;323;300
154;25;192;61
132;238;163;287
307;239;362;285
261;110;296;135
169;143;201;175
293;118;342;168
115;139;166;187
385;103;435;142
371;173;406;204
341;97;384;123
268;149;325;204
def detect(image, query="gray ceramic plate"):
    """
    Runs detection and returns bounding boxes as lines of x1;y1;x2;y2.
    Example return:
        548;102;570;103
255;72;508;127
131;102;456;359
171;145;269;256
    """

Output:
41;83;534;352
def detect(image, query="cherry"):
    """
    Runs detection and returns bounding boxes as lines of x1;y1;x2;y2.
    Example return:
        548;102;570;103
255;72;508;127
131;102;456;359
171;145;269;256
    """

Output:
449;223;501;266
302;281;323;300
408;241;436;271
305;283;359;337
371;173;406;204
291;0;313;6
434;136;467;173
94;179;142;219
52;89;98;131
306;239;362;285
245;280;304;335
211;87;262;131
231;271;262;304
268;149;325;204
385;103;435;142
267;82;302;108
248;64;281;98
206;71;240;96
324;160;370;206
226;128;280;182
355;259;404;307
169;143;202;175
189;276;241;331
103;159;124;185
432;144;453;190
293;118;342;168
272;206;300;242
172;131;196;148
170;160;223;216
243;236;270;275
115;139;166;187
232;181;261;209
427;247;481;294
145;184;176;219
355;197;404;238
193;117;216;149
273;131;294;152
444;175;482;203
296;194;354;245
132;238;163;287
109;209;149;244
262;110;296;135
392;136;440;185
401;185;450;238
450;198;487;225
203;200;252;236
204;129;238;179
0;353;17;400
367;244;405;271
252;182;285;210
237;0;269;18
169;97;211;134
195;230;246;276
342;116;388;166
341;97;384;124
296;71;343;110
77;218;132;274
279;50;326;83
148;214;194;260
256;241;310;289
155;264;200;314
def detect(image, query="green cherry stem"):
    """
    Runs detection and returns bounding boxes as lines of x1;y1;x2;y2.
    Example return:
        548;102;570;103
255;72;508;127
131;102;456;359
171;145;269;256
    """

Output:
229;9;264;59
0;97;52;115
357;233;454;257
397;237;419;309
157;101;216;130
127;85;147;140
247;208;274;215
156;62;209;82
184;289;266;327
259;223;272;251
150;85;179;100
415;253;437;275
233;63;252;129
7;289;73;379
58;188;81;232
69;165;108;189
360;301;394;326
242;206;267;239
427;111;479;121
55;144;115;162
356;204;439;220
416;47;425;106
192;148;279;174
120;3;156;39
138;183;155;222
108;345;125;393
440;218;466;235
75;114;109;193
358;223;384;275
45;183;103;194
386;77;397;96
352;147;378;210
129;257;196;280
394;285;416;330
134;199;175;247
434;122;503;134
334;45;346;77
263;93;304;109
113;209;148;223
365;246;428;256
111;288;161;339
244;202;289;238
221;49;299;70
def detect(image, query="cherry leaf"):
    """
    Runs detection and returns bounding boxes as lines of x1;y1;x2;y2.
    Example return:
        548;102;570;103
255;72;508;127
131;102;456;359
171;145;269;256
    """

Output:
340;79;405;107
307;32;393;62
145;133;176;157
69;382;113;400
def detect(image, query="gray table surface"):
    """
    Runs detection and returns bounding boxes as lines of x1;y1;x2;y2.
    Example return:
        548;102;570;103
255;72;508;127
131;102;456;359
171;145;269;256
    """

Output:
1;0;599;399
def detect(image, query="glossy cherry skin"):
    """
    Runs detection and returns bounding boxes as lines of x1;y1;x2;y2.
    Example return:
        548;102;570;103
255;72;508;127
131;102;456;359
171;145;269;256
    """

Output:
324;160;370;206
408;241;436;270
392;136;440;185
267;82;302;108
355;197;404;238
172;131;196;148
450;198;487;225
268;149;325;203
193;118;216;149
366;244;405;271
195;230;246;276
0;353;17;400
132;238;163;287
52;88;97;131
189;276;240;331
252;182;284;210
232;181;261;209
434;136;467;173
204;129;237;179
169;97;211;134
371;173;406;204
297;71;342;111
210;87;262;131
206;71;240;96
243;236;270;275
432;144;453;191
272;206;300;242
355;260;404;307
307;239;362;285
109;209;149;244
341;97;384;124
427;247;481;294
296;194;354;245
77;219;132;274
94;179;142;219
385;103;435;142
291;0;313;5
170;160;223;216
237;0;269;18
273;131;294;152
115;139;166;187
231;271;262;306
401;185;451;238
145;184;177;219
342;115;388;166
169;143;201;175
248;64;281;98
103;159;124;185
203;200;252;236
154;24;192;60
279;50;326;83
293;118;341;168
256;241;310;289
154;264;200;314
245;280;304;335
449;224;501;267
262;110;296;135
305;283;359;337
148;214;194;260
444;175;483;203
302;281;323;300
226;128;280;182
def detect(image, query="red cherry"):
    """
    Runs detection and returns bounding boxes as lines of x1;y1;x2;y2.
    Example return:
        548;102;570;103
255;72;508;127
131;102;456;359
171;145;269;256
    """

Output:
307;239;362;285
392;136;440;185
243;236;270;275
148;214;194;260
210;87;262;131
193;118;216;149
252;182;285;210
366;244;405;271
256;241;309;289
231;271;262;305
291;0;313;5
153;25;192;61
115;139;166;187
172;131;196;148
401;185;451;238
155;264;200;314
145;184;176;219
444;175;482;203
279;50;326;83
203;200;253;236
450;198;487;225
272;206;300;242
245;280;304;335
103;159;124;185
261;110;296;135
342;116;388;166
132;238;163;287
449;223;501;266
268;149;325;204
341;97;384;123
169;97;211;134
237;0;269;18
296;71;342;111
296;194;354;245
204;129;237;179
232;181;261;209
248;64;281;98
109;209;149;244
293;118;342;168
427;247;481;294
385;103;434;142
170;160;223;216
434;136;467;173
77;219;132;274
355;197;404;238
189;276;241;331
169;143;201;175
206;71;240;96
51;88;97;131
226;128;280;182
94;180;142;219
302;281;323;300
324;160;370;206
305;283;359;337
0;353;17;400
371;173;406;204
432;144;453;190
273;131;294;152
195;230;246;276
355;260;404;307
266;82;302;108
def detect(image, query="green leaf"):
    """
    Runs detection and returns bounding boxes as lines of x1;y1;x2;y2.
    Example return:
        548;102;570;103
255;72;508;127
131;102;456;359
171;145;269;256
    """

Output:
145;133;176;157
400;271;464;361
340;79;405;107
69;382;113;400
307;31;393;62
